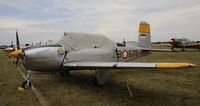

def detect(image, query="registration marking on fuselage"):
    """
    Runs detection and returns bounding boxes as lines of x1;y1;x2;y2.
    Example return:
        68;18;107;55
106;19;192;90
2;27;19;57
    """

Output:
118;50;139;59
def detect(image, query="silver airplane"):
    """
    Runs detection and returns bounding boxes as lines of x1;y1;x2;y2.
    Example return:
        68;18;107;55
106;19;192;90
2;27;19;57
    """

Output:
10;21;197;89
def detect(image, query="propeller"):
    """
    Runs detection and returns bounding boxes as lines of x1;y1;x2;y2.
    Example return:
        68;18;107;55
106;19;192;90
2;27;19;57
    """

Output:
9;31;30;89
9;30;23;65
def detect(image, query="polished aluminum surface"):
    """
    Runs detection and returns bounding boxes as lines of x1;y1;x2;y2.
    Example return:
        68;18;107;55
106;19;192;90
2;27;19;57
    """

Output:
23;46;65;72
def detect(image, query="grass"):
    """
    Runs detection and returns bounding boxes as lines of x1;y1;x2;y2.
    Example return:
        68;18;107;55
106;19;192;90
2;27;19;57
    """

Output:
0;50;41;106
0;45;200;106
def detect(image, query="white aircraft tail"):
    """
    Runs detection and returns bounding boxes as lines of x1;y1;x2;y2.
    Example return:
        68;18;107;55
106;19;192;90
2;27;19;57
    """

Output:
138;21;151;48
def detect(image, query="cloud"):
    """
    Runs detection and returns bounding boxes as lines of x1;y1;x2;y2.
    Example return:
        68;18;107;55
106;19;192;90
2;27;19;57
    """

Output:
0;0;200;45
0;17;42;29
144;4;200;41
0;0;39;10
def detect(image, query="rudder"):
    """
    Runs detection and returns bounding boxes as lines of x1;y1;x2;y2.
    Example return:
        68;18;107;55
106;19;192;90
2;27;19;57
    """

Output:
138;21;151;48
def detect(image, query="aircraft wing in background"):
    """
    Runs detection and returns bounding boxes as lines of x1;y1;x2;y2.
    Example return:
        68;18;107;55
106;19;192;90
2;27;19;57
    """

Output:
141;48;174;52
184;44;200;48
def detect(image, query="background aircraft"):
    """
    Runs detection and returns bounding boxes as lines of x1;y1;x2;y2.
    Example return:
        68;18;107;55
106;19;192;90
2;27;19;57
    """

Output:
3;47;16;53
170;38;200;51
3;31;20;54
9;21;197;89
3;40;15;53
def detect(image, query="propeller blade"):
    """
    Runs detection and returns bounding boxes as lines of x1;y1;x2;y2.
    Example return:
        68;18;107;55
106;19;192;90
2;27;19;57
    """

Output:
16;30;20;50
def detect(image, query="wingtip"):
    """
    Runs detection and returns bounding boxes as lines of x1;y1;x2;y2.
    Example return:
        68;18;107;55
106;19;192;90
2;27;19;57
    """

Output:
188;63;197;68
156;63;197;69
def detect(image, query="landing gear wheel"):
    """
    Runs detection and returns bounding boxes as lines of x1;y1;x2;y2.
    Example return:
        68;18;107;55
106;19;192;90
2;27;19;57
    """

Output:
60;71;65;77
182;47;186;52
93;77;98;87
93;77;103;87
22;80;32;89
60;70;70;77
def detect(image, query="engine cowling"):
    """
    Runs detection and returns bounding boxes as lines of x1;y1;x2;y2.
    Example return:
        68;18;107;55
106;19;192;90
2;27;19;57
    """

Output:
23;46;65;72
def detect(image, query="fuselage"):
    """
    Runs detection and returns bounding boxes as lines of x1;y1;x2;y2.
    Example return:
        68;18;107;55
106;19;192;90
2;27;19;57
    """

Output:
117;41;151;62
23;42;151;72
170;38;193;47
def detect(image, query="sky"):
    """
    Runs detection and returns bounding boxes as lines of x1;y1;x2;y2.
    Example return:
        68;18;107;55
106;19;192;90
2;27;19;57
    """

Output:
0;0;200;45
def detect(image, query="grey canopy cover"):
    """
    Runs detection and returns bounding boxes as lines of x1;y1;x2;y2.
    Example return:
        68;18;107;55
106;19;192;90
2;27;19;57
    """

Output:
57;32;116;51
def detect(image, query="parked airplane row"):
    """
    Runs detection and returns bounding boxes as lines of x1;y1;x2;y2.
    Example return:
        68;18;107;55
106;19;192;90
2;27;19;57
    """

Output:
1;31;55;53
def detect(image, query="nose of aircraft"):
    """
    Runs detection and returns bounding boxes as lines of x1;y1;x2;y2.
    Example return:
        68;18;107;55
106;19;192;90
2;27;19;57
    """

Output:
9;49;23;58
170;38;176;45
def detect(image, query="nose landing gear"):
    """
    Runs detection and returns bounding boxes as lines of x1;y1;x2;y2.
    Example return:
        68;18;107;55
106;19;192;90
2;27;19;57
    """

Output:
21;71;32;89
22;80;32;89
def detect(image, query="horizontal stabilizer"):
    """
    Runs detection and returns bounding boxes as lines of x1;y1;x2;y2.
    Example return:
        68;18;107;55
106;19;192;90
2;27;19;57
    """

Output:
142;48;174;52
63;62;197;69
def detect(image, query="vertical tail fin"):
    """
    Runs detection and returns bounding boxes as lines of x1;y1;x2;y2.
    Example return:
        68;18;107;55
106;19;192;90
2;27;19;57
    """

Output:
138;21;151;48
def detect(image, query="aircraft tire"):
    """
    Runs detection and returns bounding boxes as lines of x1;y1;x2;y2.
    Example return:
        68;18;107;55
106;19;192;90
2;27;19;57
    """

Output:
93;77;103;87
22;80;32;89
60;70;70;77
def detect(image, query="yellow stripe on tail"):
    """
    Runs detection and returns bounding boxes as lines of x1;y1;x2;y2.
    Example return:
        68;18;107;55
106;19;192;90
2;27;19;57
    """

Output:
139;22;150;33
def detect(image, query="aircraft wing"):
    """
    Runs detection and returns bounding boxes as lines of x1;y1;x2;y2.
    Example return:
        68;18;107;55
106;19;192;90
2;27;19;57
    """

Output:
63;62;196;69
184;44;200;48
141;48;174;52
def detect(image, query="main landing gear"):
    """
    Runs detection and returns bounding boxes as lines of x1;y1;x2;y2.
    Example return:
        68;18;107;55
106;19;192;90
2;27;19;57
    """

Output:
21;71;32;89
171;47;176;52
94;69;110;87
181;47;186;52
60;68;70;77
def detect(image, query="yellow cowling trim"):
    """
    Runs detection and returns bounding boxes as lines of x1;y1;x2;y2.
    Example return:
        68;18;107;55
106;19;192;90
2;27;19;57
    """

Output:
156;63;197;69
139;23;150;33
